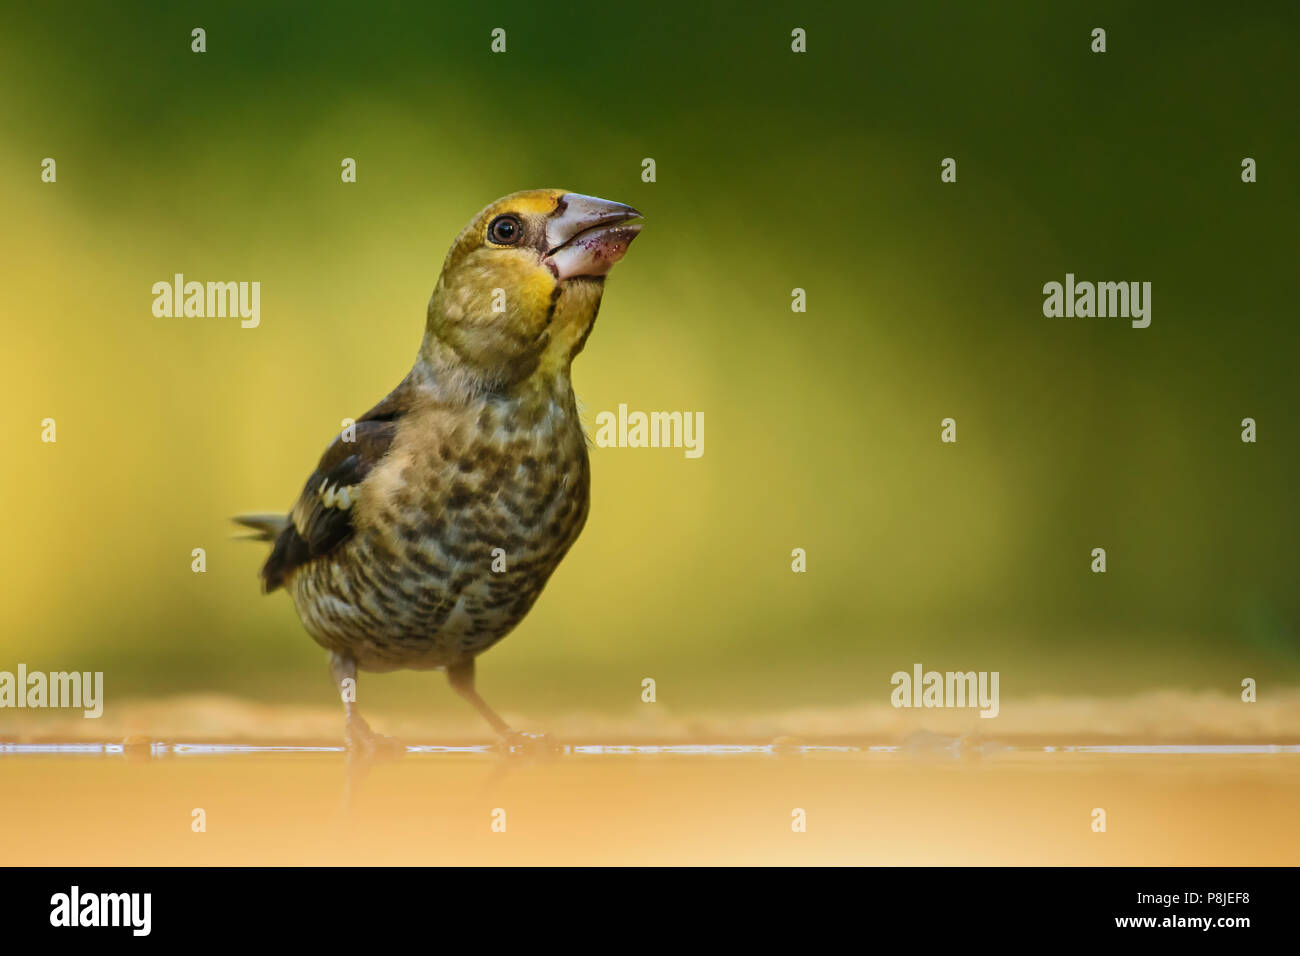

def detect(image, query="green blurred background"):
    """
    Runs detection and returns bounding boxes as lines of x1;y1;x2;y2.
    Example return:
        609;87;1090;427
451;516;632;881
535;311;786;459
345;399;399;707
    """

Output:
1;1;1297;721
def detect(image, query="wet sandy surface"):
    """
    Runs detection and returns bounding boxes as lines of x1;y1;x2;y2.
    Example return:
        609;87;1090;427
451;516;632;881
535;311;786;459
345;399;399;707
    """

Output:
2;742;1297;865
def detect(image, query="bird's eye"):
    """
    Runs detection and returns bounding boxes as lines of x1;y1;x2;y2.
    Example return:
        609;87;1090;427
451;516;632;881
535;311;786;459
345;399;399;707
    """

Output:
488;214;523;245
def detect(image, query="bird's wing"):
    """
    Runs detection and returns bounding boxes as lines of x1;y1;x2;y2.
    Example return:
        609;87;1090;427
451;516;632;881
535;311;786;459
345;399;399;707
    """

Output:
260;391;405;592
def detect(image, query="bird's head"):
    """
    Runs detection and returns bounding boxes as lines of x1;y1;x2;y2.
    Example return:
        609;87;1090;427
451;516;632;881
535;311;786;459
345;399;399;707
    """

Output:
424;188;642;393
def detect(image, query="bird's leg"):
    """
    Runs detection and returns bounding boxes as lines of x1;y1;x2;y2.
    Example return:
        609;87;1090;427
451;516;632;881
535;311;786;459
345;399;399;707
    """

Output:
446;659;554;754
446;658;511;735
330;652;403;759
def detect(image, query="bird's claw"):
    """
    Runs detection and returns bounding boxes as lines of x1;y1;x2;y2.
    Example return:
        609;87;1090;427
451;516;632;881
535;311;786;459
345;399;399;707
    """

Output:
345;716;406;761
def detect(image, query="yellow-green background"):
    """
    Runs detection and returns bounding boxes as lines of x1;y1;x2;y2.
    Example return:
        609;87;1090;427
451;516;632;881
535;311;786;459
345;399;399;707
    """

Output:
2;1;1296;719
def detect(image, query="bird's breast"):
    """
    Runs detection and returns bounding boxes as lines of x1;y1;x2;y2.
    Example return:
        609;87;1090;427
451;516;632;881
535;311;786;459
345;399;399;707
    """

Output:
293;390;591;669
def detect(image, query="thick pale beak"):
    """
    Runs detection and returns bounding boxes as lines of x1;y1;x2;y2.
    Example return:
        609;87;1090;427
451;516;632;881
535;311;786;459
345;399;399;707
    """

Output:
543;193;643;279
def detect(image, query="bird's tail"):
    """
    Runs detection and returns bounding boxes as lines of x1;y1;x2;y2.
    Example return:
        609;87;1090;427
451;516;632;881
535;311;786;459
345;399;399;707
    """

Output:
231;513;290;542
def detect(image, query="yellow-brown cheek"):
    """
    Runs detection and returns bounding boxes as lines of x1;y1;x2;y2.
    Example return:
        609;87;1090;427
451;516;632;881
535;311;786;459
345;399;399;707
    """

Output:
433;250;560;381
469;253;557;341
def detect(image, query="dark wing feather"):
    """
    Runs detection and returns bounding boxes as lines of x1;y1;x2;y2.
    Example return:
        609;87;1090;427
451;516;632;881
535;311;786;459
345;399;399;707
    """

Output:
260;393;404;592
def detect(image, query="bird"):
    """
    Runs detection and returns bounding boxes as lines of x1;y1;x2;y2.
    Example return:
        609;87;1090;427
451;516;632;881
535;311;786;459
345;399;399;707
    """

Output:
234;189;643;753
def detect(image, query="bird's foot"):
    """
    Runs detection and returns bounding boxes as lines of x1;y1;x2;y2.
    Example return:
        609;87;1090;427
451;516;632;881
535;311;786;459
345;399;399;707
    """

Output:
493;730;560;757
345;715;406;761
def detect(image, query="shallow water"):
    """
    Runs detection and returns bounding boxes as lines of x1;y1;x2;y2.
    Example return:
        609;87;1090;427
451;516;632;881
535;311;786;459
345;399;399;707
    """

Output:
2;742;1297;865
